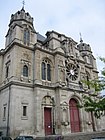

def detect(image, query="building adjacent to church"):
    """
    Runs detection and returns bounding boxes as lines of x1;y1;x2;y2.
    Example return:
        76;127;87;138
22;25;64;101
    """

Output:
0;7;105;138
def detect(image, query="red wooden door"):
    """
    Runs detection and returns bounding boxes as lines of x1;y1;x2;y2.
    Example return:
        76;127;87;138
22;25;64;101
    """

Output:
69;99;80;132
44;107;52;135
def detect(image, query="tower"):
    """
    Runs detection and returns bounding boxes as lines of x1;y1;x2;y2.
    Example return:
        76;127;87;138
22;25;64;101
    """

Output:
0;6;104;138
5;8;37;48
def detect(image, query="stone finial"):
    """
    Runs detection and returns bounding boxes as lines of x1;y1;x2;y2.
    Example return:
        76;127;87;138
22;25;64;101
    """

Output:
79;32;83;43
22;0;25;10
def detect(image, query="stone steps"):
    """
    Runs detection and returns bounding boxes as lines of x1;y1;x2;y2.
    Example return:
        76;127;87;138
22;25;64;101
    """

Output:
36;131;105;140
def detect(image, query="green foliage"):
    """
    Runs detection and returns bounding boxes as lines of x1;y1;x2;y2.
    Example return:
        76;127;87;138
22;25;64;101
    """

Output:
81;94;105;119
80;57;105;119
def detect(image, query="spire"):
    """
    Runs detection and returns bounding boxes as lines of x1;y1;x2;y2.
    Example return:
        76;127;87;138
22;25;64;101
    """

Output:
22;0;25;10
79;32;83;43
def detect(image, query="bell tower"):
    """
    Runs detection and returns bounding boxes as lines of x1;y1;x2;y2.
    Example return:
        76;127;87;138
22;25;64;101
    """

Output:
5;7;37;48
77;36;97;70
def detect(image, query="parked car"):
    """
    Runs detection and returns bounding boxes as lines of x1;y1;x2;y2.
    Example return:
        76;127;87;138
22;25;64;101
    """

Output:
91;137;105;140
0;137;12;140
14;136;35;140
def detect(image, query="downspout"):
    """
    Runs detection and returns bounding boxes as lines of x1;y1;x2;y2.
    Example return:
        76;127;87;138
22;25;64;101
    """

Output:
33;47;35;85
33;45;36;134
6;85;11;136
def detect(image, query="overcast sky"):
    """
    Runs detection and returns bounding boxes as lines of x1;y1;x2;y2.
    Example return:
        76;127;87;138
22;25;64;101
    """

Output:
0;0;105;74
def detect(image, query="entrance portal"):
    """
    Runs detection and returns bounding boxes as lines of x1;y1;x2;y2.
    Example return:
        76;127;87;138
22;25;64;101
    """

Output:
69;98;80;132
44;107;52;135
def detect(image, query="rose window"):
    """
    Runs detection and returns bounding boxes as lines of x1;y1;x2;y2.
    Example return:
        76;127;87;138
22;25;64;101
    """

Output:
66;63;78;81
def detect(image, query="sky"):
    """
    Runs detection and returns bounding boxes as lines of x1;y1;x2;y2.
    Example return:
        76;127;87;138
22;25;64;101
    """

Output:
0;1;105;78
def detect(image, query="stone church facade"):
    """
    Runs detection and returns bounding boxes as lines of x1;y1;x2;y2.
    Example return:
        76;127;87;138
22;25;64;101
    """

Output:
0;7;105;138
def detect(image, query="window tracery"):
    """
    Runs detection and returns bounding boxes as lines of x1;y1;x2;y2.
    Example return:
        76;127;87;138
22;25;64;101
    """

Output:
41;59;51;81
66;63;79;81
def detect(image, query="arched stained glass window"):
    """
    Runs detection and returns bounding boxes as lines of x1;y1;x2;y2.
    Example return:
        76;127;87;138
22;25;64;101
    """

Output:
23;65;28;77
42;62;46;80
41;59;51;81
24;28;30;46
47;63;51;81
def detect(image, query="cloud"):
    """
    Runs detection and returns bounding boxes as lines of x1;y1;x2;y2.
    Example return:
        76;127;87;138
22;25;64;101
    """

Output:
0;0;105;79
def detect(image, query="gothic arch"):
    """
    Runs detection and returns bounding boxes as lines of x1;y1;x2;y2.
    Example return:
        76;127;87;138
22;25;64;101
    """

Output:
41;57;53;67
70;94;82;105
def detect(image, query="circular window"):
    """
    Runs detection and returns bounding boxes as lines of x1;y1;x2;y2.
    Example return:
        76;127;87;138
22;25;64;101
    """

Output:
66;63;78;81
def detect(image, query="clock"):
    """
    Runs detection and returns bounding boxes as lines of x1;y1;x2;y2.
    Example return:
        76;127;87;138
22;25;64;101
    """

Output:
66;63;78;81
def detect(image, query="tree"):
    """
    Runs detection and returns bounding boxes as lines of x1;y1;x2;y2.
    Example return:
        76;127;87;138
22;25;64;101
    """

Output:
79;57;105;119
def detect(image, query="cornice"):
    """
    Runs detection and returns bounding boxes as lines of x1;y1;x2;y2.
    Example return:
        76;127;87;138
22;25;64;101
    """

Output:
0;81;33;91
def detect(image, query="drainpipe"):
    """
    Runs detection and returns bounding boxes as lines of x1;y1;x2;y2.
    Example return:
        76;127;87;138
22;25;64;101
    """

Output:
33;47;35;85
6;85;11;136
52;97;55;135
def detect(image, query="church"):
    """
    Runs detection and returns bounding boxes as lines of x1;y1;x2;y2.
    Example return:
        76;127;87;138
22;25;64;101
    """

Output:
0;6;105;138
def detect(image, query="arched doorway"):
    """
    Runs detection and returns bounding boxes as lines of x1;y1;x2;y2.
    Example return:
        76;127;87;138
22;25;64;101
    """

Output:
69;98;81;132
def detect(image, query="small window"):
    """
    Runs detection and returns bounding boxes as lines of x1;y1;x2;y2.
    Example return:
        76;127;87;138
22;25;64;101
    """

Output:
3;106;6;119
23;65;28;77
23;106;27;116
6;66;9;78
24;28;30;46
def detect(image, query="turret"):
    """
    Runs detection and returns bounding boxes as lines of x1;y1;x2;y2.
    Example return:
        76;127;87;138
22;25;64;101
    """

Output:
5;8;37;48
77;37;97;70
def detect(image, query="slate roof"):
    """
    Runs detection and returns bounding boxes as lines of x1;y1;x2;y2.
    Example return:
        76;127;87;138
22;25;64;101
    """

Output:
37;33;46;43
